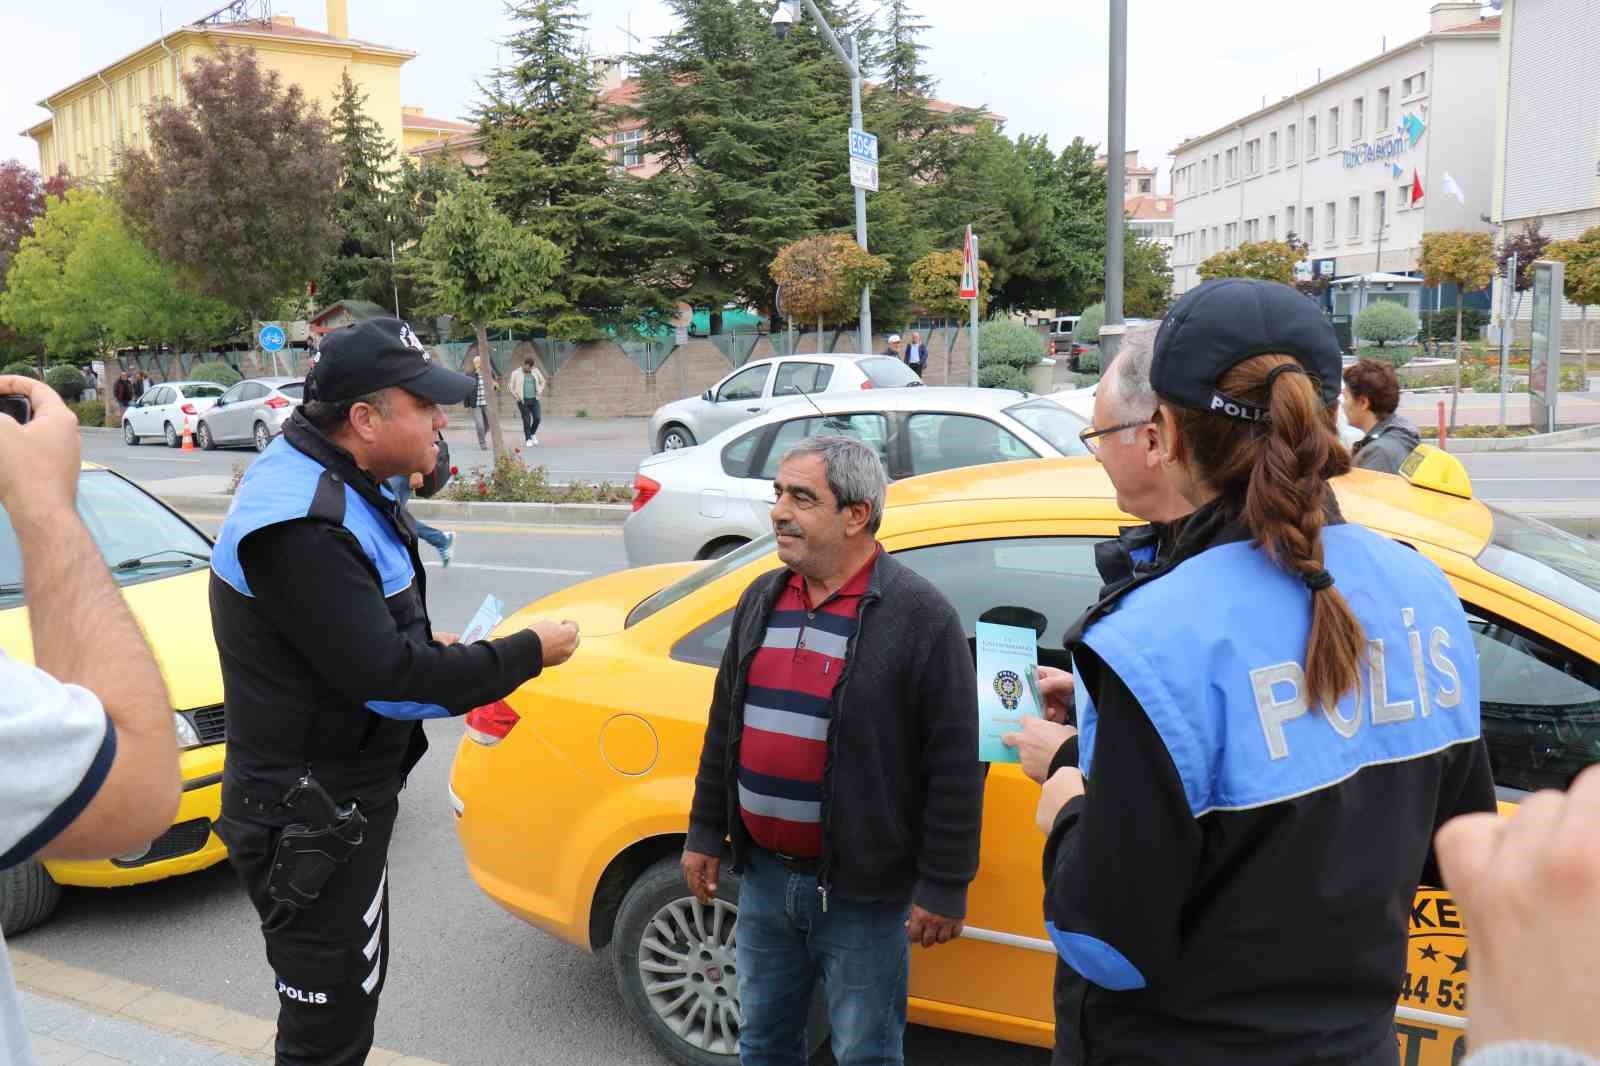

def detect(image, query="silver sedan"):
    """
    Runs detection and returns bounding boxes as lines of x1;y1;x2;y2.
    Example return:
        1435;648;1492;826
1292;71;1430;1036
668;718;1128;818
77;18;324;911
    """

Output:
624;387;1089;566
194;377;304;452
645;353;921;453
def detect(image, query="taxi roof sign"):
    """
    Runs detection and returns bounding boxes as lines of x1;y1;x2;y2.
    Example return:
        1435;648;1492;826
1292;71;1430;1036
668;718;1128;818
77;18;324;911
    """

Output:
1399;444;1473;499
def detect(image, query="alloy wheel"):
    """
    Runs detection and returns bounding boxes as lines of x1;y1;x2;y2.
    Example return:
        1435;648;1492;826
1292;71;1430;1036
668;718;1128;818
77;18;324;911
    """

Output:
636;896;741;1055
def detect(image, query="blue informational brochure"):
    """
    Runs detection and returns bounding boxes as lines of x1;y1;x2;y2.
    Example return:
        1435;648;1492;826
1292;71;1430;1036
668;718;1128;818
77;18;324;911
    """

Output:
459;593;505;645
975;621;1041;763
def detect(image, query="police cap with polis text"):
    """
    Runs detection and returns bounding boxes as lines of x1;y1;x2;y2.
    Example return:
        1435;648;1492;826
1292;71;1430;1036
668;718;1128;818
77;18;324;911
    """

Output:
305;317;475;406
1150;279;1342;421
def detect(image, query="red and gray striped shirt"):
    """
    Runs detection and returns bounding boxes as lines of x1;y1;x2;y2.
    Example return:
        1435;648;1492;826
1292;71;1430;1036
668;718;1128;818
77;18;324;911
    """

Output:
737;549;879;858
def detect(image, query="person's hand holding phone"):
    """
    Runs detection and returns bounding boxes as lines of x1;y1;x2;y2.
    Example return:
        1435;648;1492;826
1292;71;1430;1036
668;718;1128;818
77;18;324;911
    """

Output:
0;375;80;525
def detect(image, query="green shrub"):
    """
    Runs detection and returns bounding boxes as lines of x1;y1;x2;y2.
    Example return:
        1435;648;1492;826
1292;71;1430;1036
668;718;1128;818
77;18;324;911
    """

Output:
69;400;106;427
442;452;632;503
189;360;242;387
1073;303;1106;346
44;364;87;401
1354;302;1420;347
1418;308;1489;343
977;364;1031;392
1077;346;1101;374
1361;345;1420;369
977;319;1046;371
2;361;40;379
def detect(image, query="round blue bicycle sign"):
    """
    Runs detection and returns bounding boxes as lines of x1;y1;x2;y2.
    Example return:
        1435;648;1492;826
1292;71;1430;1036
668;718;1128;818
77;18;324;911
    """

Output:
258;324;286;352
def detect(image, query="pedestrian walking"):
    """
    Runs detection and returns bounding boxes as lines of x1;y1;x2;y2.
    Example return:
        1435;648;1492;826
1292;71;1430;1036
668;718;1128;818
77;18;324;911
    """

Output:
0;375;180;1066
507;355;546;446
135;371;149;398
113;370;133;411
1343;358;1421;474
208;318;580;1066
387;471;454;566
683;435;984;1066
1034;279;1496;1065
465;353;493;450
81;365;97;402
904;331;928;378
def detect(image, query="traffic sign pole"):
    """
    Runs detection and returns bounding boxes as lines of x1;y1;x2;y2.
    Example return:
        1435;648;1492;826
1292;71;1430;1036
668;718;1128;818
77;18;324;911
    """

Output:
847;35;872;355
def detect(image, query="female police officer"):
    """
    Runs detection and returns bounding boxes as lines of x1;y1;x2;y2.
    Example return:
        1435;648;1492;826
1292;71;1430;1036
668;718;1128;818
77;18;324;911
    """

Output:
1035;279;1497;1065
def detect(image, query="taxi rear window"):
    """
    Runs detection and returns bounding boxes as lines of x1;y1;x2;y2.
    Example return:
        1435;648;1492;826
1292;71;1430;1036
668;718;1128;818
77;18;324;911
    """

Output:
1476;505;1600;624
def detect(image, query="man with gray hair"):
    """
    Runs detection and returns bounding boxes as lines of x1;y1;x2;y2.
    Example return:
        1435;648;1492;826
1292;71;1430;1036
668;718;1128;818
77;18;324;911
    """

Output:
684;435;984;1066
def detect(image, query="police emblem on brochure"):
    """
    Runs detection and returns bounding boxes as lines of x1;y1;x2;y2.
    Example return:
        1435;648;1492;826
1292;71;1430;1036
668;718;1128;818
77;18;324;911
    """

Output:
976;621;1041;763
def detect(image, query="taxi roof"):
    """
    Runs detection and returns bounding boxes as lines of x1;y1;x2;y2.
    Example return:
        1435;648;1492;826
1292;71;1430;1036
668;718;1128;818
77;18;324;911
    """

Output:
880;457;1495;561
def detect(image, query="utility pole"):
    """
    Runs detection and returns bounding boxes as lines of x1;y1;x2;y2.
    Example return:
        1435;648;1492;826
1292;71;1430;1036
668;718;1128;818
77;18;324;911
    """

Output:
1499;251;1515;428
1101;0;1128;369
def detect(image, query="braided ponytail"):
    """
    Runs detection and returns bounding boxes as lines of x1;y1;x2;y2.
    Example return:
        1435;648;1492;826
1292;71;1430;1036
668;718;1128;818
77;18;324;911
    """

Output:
1174;354;1365;713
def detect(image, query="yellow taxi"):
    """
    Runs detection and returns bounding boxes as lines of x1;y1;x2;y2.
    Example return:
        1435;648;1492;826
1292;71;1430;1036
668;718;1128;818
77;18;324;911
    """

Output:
0;464;228;936
450;450;1600;1066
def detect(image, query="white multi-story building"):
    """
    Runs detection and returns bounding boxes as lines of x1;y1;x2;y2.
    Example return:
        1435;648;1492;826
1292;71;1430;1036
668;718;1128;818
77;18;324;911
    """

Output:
1169;2;1500;316
1491;0;1600;348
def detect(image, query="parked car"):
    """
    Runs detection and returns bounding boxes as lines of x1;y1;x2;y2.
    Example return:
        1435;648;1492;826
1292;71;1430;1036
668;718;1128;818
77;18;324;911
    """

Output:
121;380;228;448
1064;318;1162;372
450;449;1599;1066
1051;381;1366;448
625;387;1090;566
0;464;228;936
195;377;304;452
1043;315;1080;359
646;354;922;453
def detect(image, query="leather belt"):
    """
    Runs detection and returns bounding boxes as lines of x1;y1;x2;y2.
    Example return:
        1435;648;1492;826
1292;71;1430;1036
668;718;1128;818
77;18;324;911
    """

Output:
770;849;821;875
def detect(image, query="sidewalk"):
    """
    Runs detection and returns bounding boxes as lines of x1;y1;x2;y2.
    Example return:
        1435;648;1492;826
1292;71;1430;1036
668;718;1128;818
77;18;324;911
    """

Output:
12;950;444;1066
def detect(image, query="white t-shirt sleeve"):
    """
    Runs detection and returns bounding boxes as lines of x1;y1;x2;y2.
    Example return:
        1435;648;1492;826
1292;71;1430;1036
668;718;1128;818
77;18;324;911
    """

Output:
0;649;116;869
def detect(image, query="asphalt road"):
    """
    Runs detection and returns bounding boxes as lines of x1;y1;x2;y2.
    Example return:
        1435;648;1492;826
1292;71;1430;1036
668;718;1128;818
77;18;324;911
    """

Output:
14;521;1049;1066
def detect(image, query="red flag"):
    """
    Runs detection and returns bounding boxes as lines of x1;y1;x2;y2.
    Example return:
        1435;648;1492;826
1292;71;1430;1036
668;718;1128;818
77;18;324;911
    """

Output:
1411;169;1424;207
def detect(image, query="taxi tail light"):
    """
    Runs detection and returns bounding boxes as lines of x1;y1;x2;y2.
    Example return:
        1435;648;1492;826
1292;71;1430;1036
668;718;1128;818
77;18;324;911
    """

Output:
858;379;874;390
181;403;198;416
465;700;520;746
265;395;291;409
632;474;661;512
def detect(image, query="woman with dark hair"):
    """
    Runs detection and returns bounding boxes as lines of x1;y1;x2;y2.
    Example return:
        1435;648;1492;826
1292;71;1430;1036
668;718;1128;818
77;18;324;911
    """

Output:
1343;357;1420;474
1035;279;1495;1066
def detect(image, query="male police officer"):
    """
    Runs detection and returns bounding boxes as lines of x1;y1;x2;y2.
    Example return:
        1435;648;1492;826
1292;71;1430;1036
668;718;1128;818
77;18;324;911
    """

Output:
210;318;579;1065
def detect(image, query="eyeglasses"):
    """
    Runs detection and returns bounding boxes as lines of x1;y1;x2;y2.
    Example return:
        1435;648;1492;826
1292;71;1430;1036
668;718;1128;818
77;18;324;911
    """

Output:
1077;418;1152;455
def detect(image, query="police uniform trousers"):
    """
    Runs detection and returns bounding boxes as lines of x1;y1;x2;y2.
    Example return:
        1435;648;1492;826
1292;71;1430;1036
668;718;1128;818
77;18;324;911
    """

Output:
217;797;398;1066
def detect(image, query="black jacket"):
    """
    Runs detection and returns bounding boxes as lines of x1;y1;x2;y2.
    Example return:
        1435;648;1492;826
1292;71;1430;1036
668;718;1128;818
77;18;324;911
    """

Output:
685;551;985;917
1351;415;1422;476
1045;501;1496;1066
211;413;544;814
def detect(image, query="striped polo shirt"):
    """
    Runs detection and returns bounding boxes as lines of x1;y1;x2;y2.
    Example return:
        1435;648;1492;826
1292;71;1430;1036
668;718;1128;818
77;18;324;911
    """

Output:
738;549;879;858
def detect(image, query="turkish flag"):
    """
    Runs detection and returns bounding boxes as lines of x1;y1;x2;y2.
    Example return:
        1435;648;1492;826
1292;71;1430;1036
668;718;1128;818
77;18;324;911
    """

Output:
1411;170;1425;207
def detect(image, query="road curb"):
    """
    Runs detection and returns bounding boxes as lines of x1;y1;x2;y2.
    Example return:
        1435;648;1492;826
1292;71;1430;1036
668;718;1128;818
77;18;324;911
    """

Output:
156;492;631;527
1441;422;1600;452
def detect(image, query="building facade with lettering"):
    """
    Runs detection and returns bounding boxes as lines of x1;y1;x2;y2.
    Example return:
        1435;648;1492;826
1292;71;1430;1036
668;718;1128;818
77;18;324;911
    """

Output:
1168;2;1500;311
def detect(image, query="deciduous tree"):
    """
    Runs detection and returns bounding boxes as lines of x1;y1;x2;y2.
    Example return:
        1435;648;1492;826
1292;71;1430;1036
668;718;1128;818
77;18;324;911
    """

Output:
1549;227;1600;376
907;247;992;320
1197;240;1305;285
1420;230;1496;428
770;232;891;336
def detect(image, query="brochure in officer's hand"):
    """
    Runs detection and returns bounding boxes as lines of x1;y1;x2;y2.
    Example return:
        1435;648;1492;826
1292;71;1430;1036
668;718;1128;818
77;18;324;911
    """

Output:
459;594;505;645
976;621;1042;763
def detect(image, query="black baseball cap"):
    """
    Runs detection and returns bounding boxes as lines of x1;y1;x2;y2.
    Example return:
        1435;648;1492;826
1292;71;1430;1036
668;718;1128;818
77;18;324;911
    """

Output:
305;317;475;405
1150;279;1342;422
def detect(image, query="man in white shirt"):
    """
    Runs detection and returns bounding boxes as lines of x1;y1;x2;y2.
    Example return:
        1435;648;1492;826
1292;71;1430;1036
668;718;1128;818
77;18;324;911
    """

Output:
0;376;180;1065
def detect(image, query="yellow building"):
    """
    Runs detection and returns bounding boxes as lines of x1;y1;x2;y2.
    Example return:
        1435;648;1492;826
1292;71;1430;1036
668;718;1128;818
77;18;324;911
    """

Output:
22;0;464;182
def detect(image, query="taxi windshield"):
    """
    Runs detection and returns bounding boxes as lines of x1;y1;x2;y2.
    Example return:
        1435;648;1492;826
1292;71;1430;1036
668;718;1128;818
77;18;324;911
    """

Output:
1476;505;1600;624
0;471;212;606
626;533;778;627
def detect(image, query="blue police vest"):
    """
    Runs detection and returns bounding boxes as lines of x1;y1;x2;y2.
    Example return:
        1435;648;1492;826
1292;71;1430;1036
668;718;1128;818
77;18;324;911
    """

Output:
211;437;449;721
1078;522;1480;815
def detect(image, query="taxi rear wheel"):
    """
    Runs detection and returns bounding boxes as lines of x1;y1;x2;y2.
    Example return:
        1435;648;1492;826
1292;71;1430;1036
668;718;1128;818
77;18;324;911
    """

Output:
612;856;831;1066
0;858;62;937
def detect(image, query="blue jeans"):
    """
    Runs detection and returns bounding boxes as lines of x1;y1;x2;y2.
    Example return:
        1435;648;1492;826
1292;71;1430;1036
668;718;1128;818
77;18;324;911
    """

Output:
387;476;450;556
737;848;910;1066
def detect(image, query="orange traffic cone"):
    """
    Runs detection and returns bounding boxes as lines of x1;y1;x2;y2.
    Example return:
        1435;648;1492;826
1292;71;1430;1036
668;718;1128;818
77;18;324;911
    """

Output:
181;422;195;451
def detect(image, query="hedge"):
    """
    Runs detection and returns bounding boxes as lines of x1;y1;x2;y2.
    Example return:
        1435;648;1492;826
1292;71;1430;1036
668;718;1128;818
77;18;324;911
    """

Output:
44;364;87;402
1;362;40;380
69;400;106;427
189;360;242;387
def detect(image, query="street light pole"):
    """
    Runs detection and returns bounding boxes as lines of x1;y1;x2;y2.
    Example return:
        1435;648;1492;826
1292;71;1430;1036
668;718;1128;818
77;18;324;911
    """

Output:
1101;0;1128;369
794;0;873;354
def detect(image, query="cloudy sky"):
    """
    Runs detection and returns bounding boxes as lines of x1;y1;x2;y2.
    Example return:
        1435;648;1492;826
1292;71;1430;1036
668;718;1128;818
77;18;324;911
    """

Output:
2;0;1484;189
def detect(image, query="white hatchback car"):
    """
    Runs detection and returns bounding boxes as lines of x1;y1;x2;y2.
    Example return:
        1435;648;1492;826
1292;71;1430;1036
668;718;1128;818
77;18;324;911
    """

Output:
624;387;1090;566
645;353;921;453
121;380;228;448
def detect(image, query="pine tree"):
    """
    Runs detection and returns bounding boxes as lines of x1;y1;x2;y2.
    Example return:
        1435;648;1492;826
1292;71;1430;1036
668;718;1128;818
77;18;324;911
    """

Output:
318;71;403;310
479;0;673;338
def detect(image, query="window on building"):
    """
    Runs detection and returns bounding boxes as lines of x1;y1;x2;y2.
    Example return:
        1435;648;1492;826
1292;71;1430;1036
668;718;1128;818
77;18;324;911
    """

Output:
1285;205;1296;237
1243;219;1255;243
1267;214;1277;241
1398;181;1412;211
1138;177;1152;194
1268;131;1279;169
1403;71;1427;97
612;128;643;168
1328;106;1340;150
1225;147;1238;181
1245;139;1258;176
1213;226;1221;250
1352;96;1365;141
1213;152;1221;188
1378;86;1391;128
1325;200;1337;243
1349;195;1362;239
1306;115;1318;154
1286;123;1297;163
1200;158;1209;190
1303;206;1314;244
1375;189;1387;232
1199;230;1207;257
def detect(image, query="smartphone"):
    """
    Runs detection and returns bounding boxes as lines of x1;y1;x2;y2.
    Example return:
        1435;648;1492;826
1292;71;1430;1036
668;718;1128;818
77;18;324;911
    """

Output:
0;395;30;425
1024;666;1046;719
